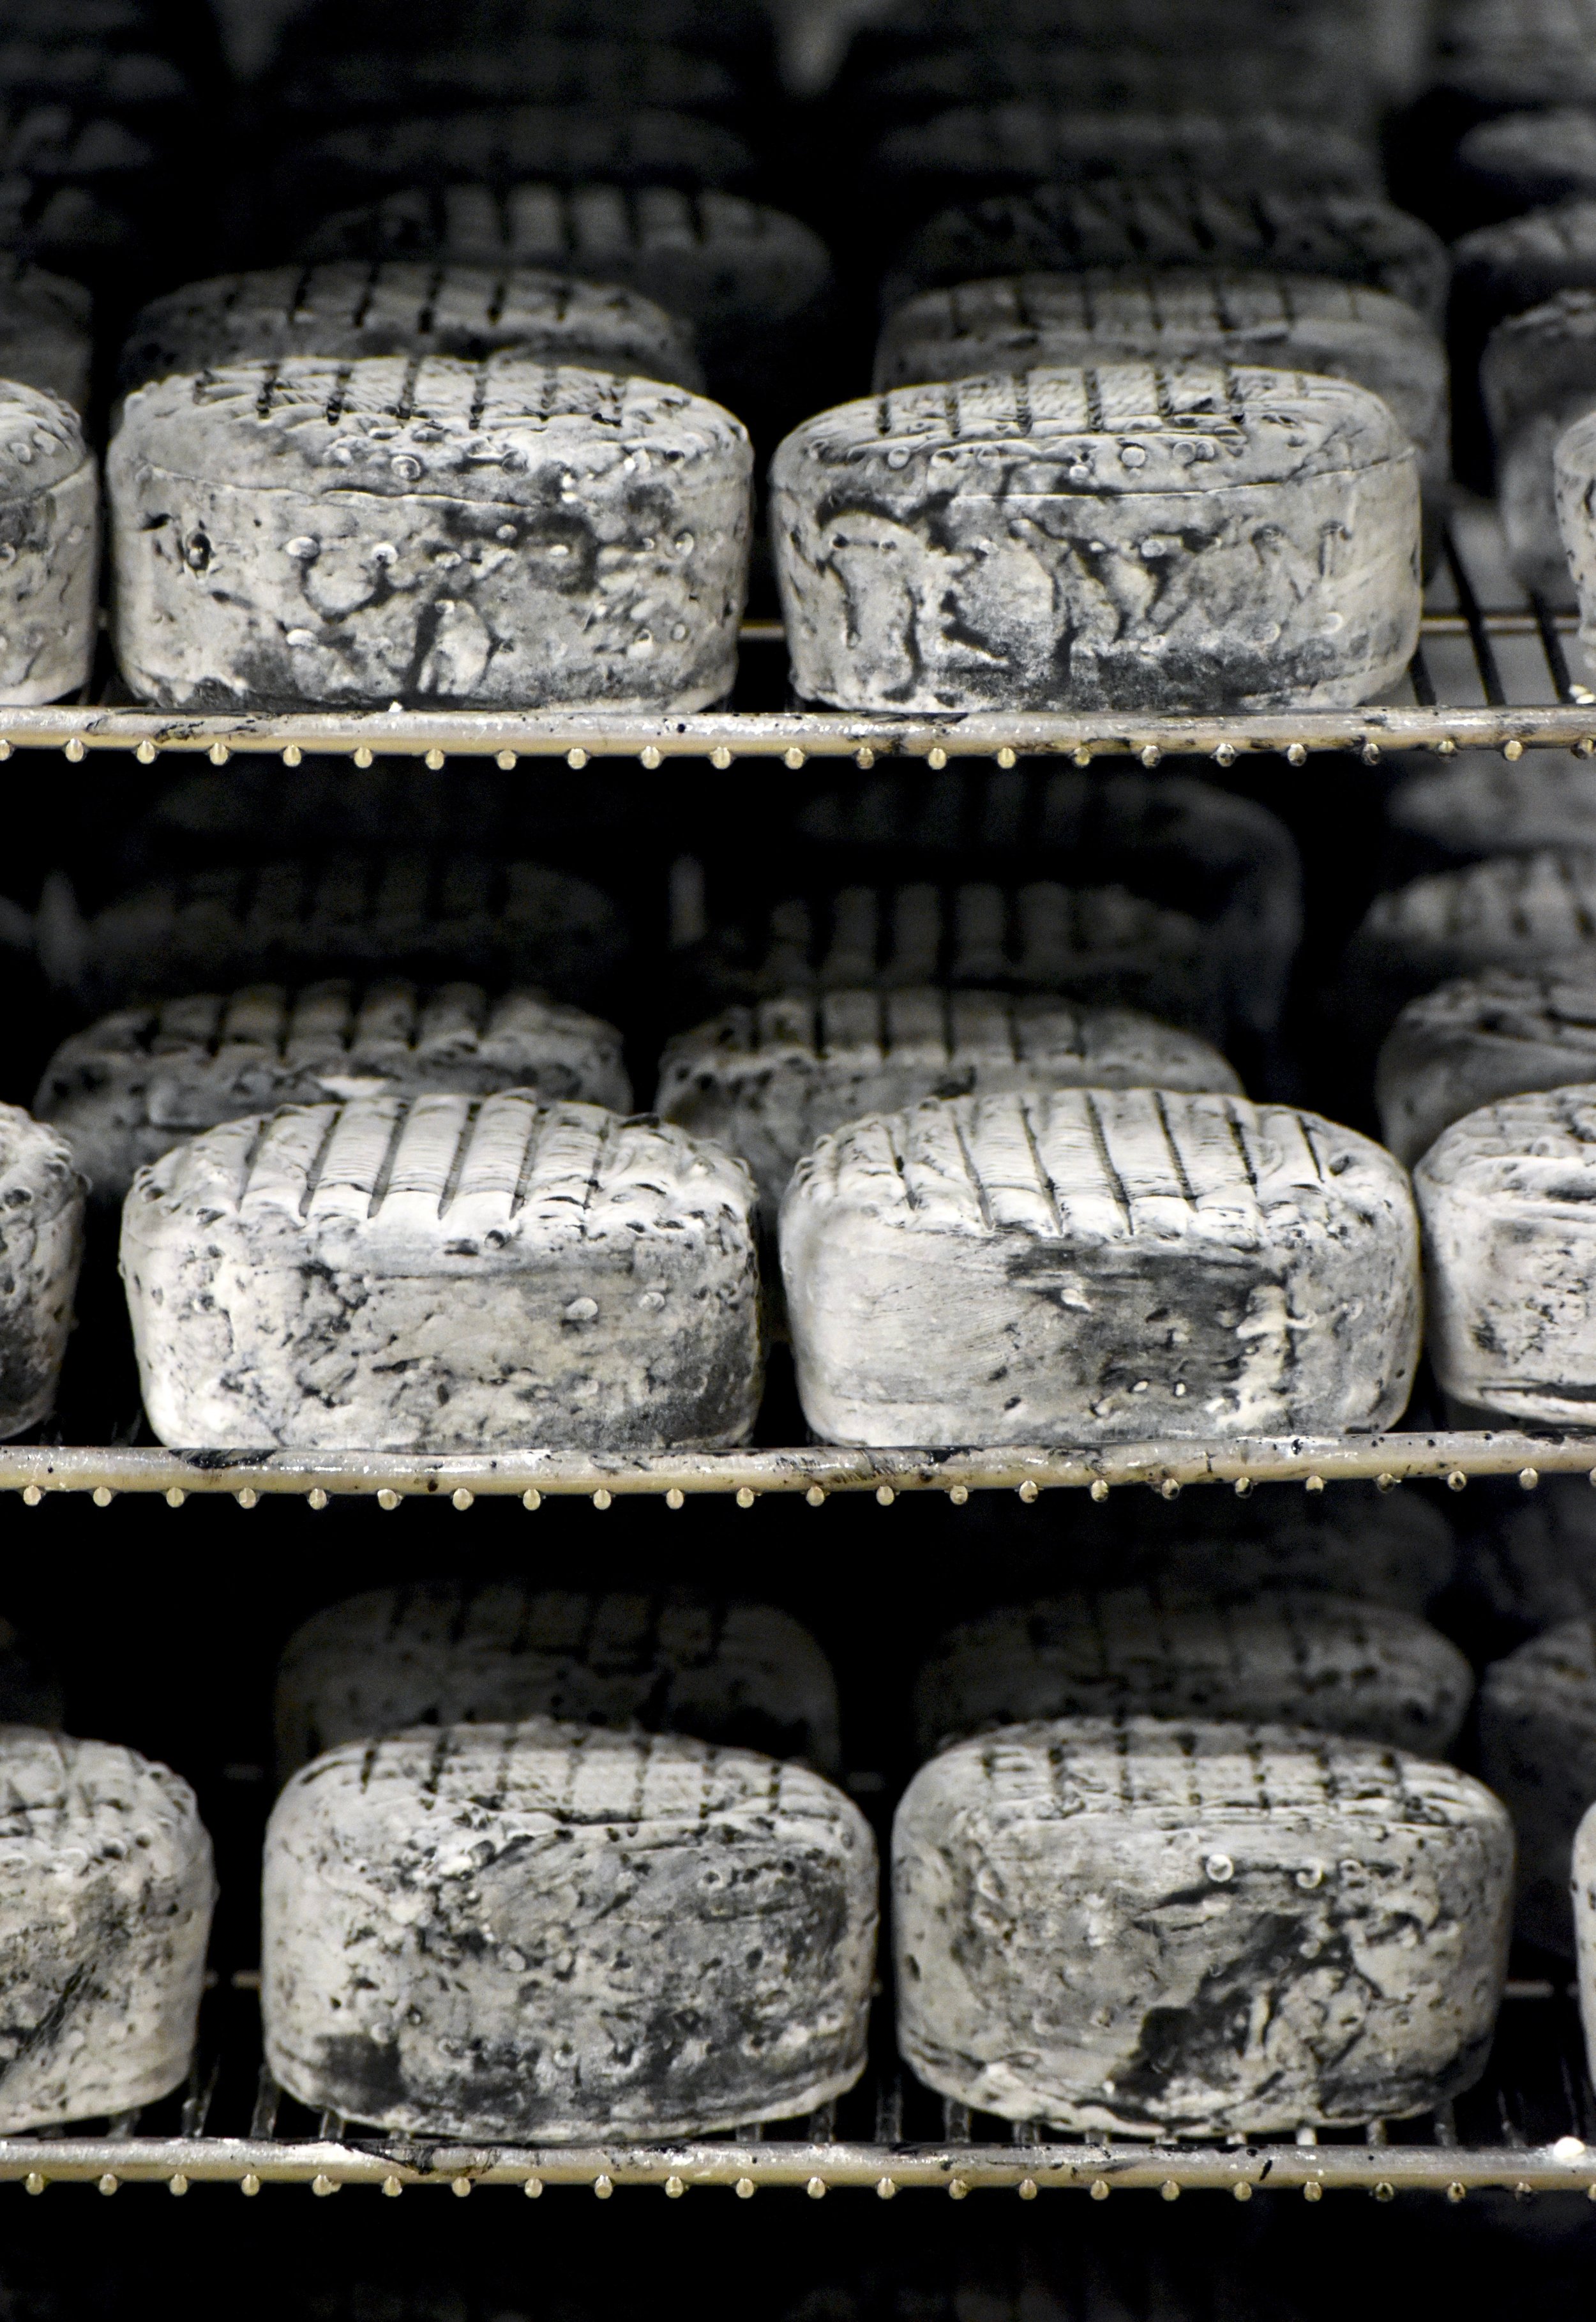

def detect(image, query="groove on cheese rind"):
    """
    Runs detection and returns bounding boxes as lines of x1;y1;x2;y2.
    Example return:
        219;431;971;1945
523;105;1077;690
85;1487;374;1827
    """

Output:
1416;1080;1596;1423
1343;850;1596;1039
1480;1618;1596;1956
117;262;705;401
275;1580;841;1779
37;981;632;1203
0;1104;84;1443
657;990;1240;1228
894;1715;1512;2136
0;1729;215;2133
108;352;752;712
262;1721;877;2141
912;1589;1473;1761
1376;969;1596;1167
1556;403;1596;670
122;1094;763;1454
0;380;97;706
781;1089;1421;1449
772;365;1420;714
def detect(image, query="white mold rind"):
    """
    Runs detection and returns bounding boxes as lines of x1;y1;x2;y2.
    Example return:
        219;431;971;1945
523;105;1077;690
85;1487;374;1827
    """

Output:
1555;402;1596;670
1482;290;1596;604
0;381;98;706
0;1729;215;2133
894;1715;1512;2136
0;1105;84;1442
1376;969;1596;1167
262;1721;878;2141
781;1088;1421;1450
772;365;1420;714
38;981;631;1203
1479;1618;1596;1955
121;1094;763;1453
1345;851;1596;1035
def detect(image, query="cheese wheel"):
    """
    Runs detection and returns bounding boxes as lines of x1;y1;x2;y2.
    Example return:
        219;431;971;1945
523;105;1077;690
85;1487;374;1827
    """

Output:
658;991;1239;1230
262;1721;877;2139
1376;970;1596;1166
117;264;704;401
882;185;1450;330
0;1730;215;2133
37;981;631;1203
1453;201;1596;361
773;366;1419;716
913;1590;1472;1760
0;1104;83;1442
109;354;752;712
1124;1487;1457;1616
1482;292;1596;605
1416;1082;1596;1423
275;1581;841;1776
0;380;96;705
1464;1475;1596;1636
1385;753;1596;866
782;1089;1420;1449
1555;403;1596;671
1480;1619;1596;1954
269;40;744;126
1459;107;1596;224
0;260;91;408
122;1095;762;1453
1434;0;1596;116
894;1716;1512;2135
1343;852;1596;1037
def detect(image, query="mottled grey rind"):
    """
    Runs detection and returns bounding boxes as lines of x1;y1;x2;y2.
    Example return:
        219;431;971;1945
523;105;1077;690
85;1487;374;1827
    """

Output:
869;109;1375;202
1416;1082;1596;1424
262;1721;877;2141
658;990;1240;1230
882;185;1452;331
912;1591;1473;1761
41;857;628;1013
0;381;96;706
122;1094;763;1454
873;271;1450;532
1343;852;1596;1037
0;263;92;409
0;1105;83;1443
894;1715;1512;2136
1479;1619;1596;1954
1452;203;1596;373
781;1089;1421;1449
1130;1491;1457;1617
772;366;1420;716
1481;292;1596;604
36;981;632;1204
1376;970;1596;1166
1384;753;1596;865
109;354;751;712
275;1581;841;1777
117;264;704;401
1555;405;1596;671
0;1729;215;2133
1572;1800;1596;2076
1436;0;1596;110
271;40;742;124
1459;108;1596;220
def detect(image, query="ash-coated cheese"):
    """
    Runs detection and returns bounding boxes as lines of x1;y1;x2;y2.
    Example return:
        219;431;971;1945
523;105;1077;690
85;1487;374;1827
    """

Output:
36;981;631;1204
0;1730;215;2132
275;1581;841;1777
873;271;1450;518
43;857;628;1013
271;39;743;125
1555;405;1596;672
1376;970;1596;1166
1436;0;1596;111
1385;753;1596;866
781;1089;1420;1449
0;381;96;706
772;366;1420;716
109;354;751;713
657;990;1240;1230
689;882;1229;1047
262;1721;877;2141
1482;293;1596;604
1479;1620;1596;1954
1459;108;1596;223
1125;1487;1457;1617
0;261;91;408
894;1717;1512;2136
117;264;704;402
1571;1802;1596;2072
1415;1082;1596;1424
0;1106;83;1442
1452;202;1596;384
1463;1475;1596;1635
1344;852;1596;1036
122;1094;762;1453
882;185;1452;331
911;1591;1473;1760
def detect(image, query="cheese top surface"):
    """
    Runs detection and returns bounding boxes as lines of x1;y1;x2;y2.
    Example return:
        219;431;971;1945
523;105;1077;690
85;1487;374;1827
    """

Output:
1416;1080;1596;1195
0;1728;201;1860
0;1102;81;1218
1389;970;1596;1057
886;269;1436;353
1361;852;1596;950
0;378;86;497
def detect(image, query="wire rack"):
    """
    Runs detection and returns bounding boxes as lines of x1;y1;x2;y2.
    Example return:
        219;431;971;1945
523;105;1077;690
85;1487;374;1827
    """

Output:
5;1980;1596;2200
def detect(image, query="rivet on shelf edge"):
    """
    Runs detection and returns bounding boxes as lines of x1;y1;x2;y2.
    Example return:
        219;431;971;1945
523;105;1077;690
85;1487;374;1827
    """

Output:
710;746;732;768
567;746;589;769
165;1487;185;1507
1233;2182;1253;2202
928;746;947;769
784;746;806;769
947;1483;968;1505
208;743;229;765
63;737;85;762
1304;1474;1325;1493
806;2177;826;2199
98;2175;116;2196
1520;1468;1540;1491
1018;1480;1039;1503
1213;742;1236;766
135;740;156;764
1503;738;1524;760
171;2174;191;2196
311;2175;335;2198
242;2175;261;2197
640;745;662;769
20;1486;40;1506
806;1485;826;1506
1160;2180;1180;2201
594;2175;614;2199
666;1487;684;1509
996;747;1016;767
22;2175;43;2195
733;2178;752;2199
453;1487;473;1511
426;747;446;769
1303;2182;1323;2202
735;1486;757;1508
496;750;516;771
282;744;301;766
309;1488;327;1509
1234;1477;1253;1497
1448;1470;1468;1491
1436;736;1457;755
1447;2183;1466;2203
381;2176;402;2198
523;2176;543;2198
1072;745;1092;765
1286;743;1308;765
377;1488;400;1510
1376;1472;1396;1492
353;746;373;768
1140;745;1161;768
855;748;874;769
1018;2179;1037;2200
672;2176;691;2199
451;2176;472;2199
92;1486;112;1507
1089;2180;1109;2200
948;2178;968;2201
236;1487;257;1508
1374;2183;1394;2203
0;741;10;759
1090;1479;1109;1502
1159;1479;1180;1500
1577;737;1596;757
523;1488;542;1510
876;2178;896;2200
1361;743;1381;765
877;1484;895;1505
593;1488;612;1509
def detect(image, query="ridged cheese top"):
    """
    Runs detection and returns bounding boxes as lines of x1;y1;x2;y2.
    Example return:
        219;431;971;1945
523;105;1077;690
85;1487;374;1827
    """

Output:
287;105;753;199
789;1088;1400;1246
130;1093;754;1249
0;1729;204;1859
0;378;86;497
1415;1080;1596;1196
1482;1616;1596;1721
281;38;740;123
1358;853;1596;960
873;109;1371;192
777;364;1408;493
902;1715;1502;1832
1438;0;1596;102
117;353;746;495
1386;970;1596;1060
1387;757;1596;854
